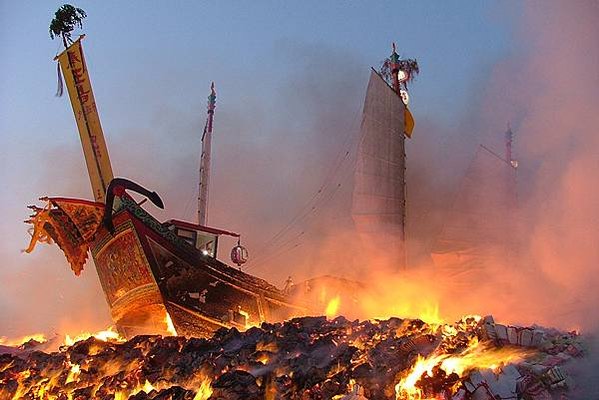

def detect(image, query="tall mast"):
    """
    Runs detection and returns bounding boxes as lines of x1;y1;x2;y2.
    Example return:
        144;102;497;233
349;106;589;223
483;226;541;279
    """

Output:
389;43;407;263
198;82;216;226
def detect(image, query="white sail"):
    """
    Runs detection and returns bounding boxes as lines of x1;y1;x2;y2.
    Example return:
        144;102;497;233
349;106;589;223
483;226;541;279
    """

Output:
352;70;407;270
431;144;518;286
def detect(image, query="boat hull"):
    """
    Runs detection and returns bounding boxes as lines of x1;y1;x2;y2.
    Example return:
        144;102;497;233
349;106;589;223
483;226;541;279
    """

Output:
91;201;305;338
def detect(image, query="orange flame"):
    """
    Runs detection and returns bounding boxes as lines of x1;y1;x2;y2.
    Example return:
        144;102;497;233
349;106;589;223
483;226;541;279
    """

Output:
193;377;213;400
395;337;533;399
165;312;178;336
64;326;125;346
0;333;47;346
325;295;341;318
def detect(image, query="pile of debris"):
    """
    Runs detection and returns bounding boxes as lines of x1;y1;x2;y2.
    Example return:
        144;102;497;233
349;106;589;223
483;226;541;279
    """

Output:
0;315;586;399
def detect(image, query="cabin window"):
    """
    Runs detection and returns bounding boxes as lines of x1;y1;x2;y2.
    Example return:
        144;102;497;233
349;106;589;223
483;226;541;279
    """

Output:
196;232;218;258
175;228;196;246
164;221;221;257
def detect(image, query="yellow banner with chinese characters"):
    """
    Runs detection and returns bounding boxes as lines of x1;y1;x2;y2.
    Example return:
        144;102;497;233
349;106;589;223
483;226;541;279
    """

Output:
55;35;113;202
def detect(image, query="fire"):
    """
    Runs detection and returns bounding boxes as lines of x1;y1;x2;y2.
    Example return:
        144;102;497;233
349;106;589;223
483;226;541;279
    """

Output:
0;333;47;346
115;379;158;399
165;312;178;336
0;315;582;399
325;295;341;318
395;337;533;399
419;304;444;327
64;326;124;346
65;362;81;384
1;327;125;352
193;377;213;400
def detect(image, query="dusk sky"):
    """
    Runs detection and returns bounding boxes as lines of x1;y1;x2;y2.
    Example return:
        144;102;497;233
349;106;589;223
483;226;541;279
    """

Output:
3;1;597;342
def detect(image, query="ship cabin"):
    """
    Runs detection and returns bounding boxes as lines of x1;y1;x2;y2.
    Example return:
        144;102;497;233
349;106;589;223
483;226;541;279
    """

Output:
164;219;239;258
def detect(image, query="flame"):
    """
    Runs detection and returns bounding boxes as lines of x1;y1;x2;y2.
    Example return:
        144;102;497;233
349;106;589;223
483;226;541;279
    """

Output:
238;308;251;327
65;362;81;384
165;312;178;336
325;295;341;318
419;304;444;327
256;353;271;364
64;326;125;346
0;333;47;346
193;377;213;400
115;379;157;399
395;337;533;399
236;307;261;329
1;328;125;349
140;380;156;394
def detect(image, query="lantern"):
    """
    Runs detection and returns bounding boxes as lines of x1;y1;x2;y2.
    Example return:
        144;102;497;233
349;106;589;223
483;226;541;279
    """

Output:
231;239;249;267
397;69;409;83
399;90;409;105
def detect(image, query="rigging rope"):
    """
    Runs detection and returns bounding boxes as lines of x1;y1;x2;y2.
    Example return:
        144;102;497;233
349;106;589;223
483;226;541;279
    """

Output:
244;105;363;271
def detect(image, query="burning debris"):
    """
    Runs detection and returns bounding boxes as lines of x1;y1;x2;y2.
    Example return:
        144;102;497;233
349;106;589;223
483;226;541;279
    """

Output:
0;315;586;400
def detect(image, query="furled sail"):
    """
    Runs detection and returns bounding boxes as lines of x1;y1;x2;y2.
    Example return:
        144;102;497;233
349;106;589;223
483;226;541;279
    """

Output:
55;35;114;203
431;145;518;286
352;70;407;270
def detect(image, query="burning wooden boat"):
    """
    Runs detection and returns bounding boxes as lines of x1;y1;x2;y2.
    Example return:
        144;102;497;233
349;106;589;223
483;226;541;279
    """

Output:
25;34;306;338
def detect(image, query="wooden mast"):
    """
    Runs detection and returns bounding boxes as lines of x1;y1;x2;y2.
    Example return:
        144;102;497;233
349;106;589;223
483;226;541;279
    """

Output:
198;83;216;226
389;43;407;269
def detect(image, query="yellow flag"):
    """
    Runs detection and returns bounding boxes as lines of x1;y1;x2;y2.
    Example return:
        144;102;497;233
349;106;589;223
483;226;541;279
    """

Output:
55;35;113;202
404;107;415;138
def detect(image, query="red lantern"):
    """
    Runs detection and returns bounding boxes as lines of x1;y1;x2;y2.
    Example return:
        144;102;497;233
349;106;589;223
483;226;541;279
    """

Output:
231;240;248;267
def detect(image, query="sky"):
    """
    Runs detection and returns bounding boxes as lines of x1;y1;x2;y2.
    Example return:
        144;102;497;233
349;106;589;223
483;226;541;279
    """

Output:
1;0;598;365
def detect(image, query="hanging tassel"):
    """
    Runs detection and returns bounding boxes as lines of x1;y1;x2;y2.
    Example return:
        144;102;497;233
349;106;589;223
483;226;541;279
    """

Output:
55;61;64;97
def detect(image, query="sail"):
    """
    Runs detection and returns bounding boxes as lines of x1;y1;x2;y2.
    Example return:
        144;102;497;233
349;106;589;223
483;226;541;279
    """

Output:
431;145;518;286
352;70;407;269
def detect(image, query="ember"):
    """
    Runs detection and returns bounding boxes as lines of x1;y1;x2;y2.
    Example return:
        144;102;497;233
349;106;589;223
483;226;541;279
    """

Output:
0;315;585;399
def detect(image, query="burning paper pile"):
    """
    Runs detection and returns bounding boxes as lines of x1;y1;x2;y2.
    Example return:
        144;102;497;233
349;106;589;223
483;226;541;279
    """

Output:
0;315;586;399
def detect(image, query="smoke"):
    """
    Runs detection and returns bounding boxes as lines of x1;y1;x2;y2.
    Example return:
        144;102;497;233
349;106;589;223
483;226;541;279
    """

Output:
442;0;599;331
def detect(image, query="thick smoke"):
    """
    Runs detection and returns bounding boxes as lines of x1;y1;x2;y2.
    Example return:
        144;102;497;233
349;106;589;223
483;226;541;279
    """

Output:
429;0;599;330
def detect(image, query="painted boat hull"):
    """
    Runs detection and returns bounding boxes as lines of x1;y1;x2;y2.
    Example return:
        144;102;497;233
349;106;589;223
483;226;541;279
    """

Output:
91;197;306;338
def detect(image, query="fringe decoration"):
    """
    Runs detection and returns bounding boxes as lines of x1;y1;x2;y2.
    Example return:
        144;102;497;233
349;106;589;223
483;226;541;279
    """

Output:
55;61;64;97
